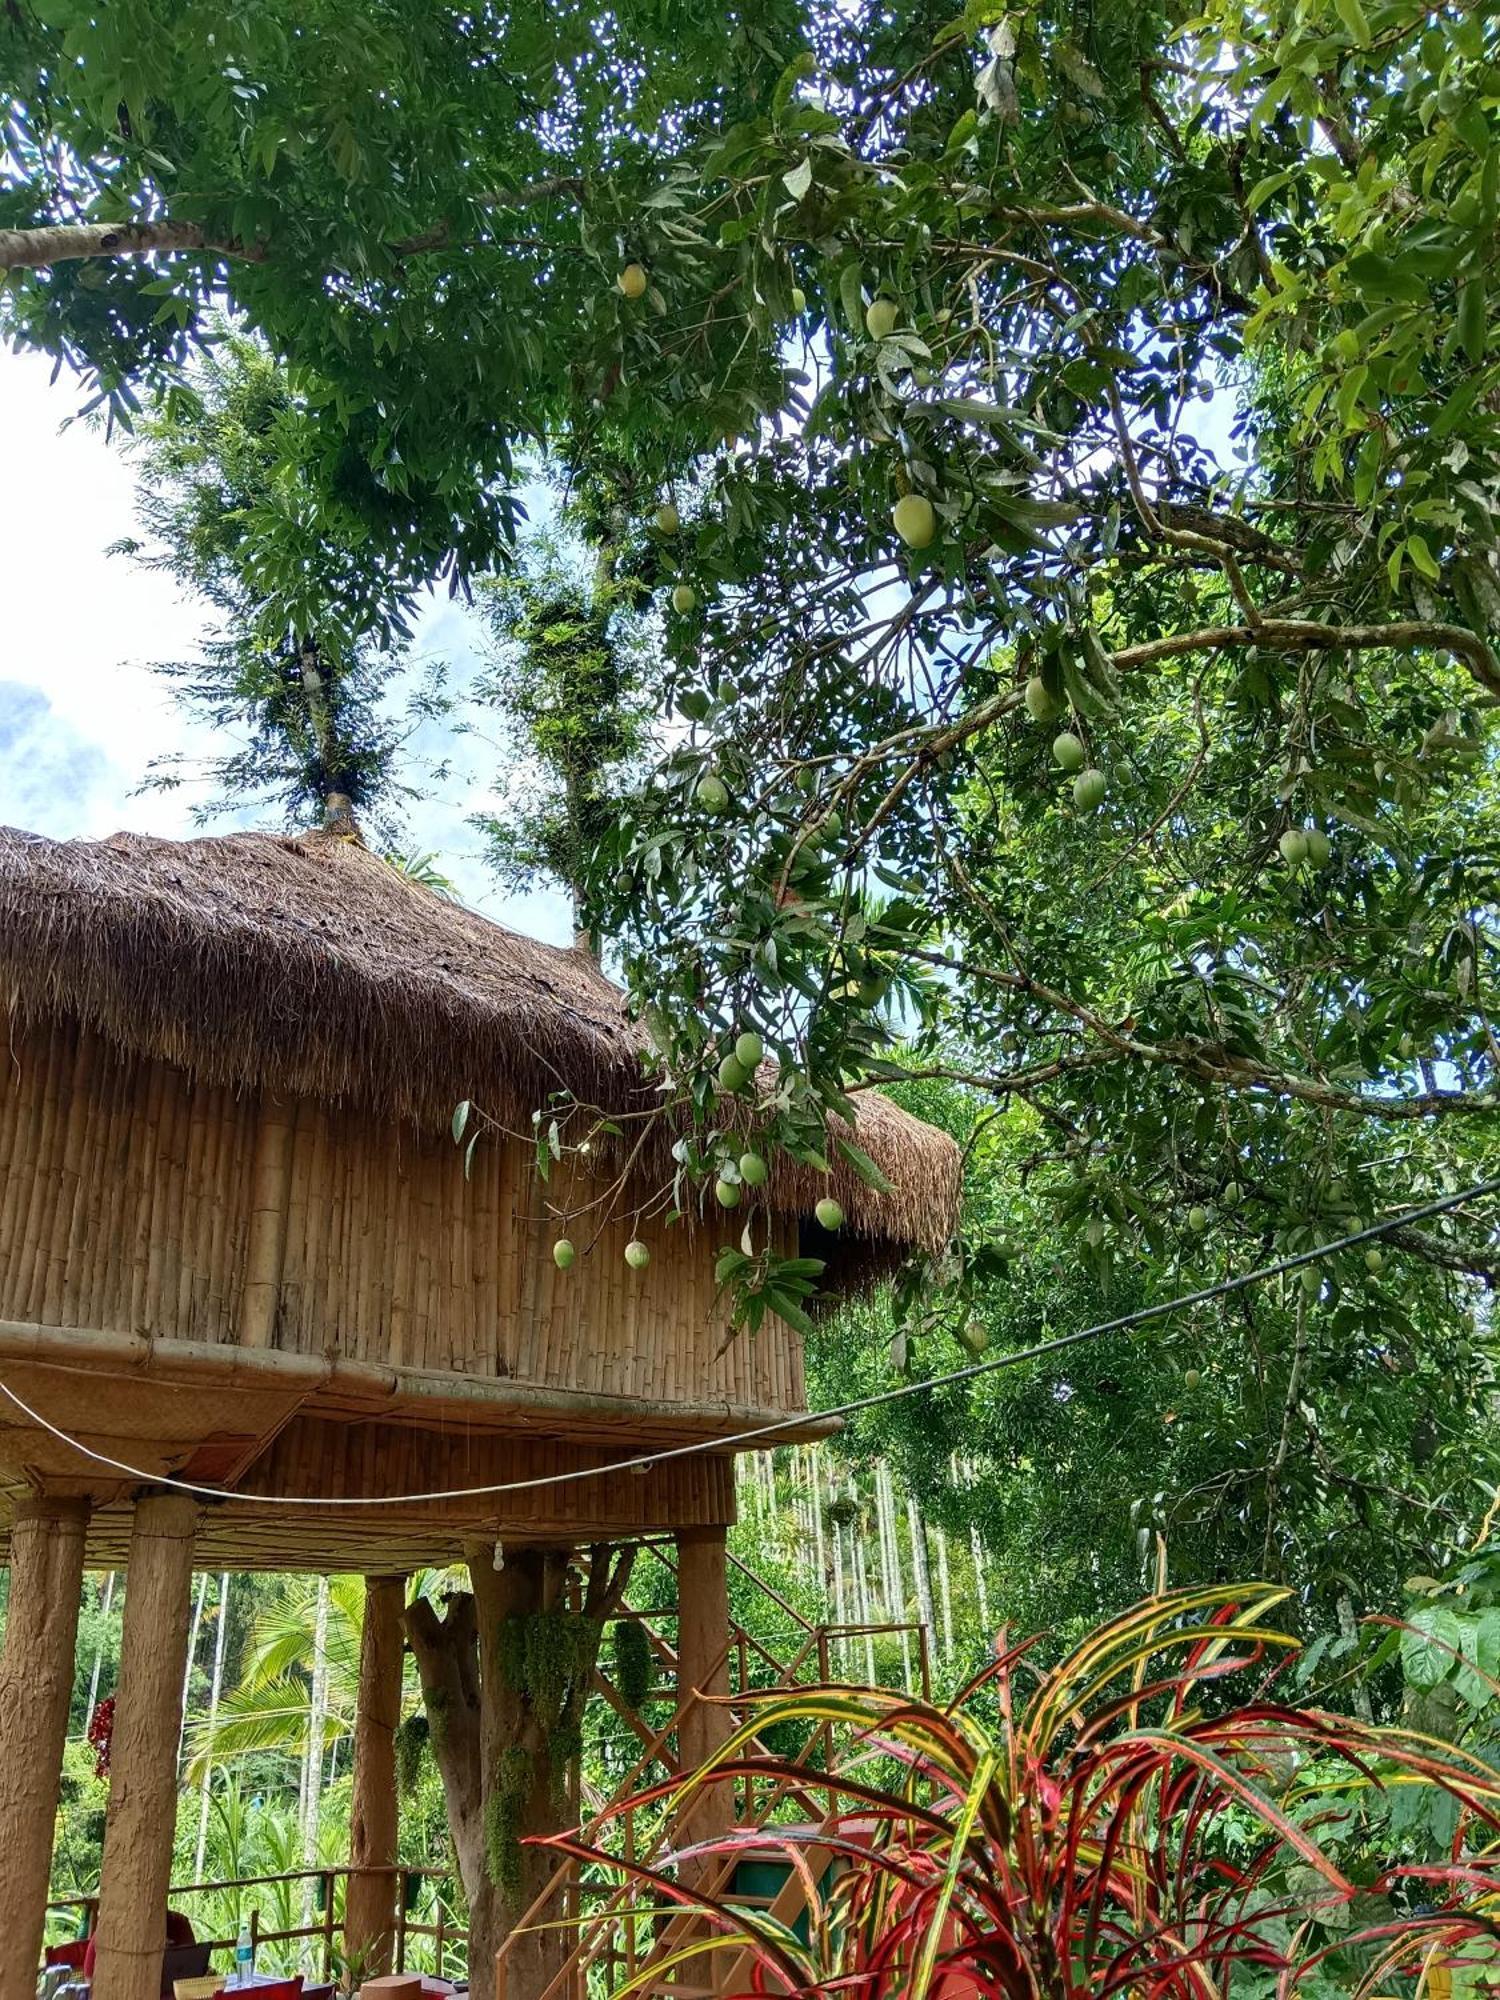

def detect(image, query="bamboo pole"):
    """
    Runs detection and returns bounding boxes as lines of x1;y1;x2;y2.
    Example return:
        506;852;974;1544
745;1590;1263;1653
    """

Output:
92;1492;199;2000
0;1495;90;2000
851;1501;877;1686
875;1461;913;1691
346;1575;407;1978
0;1314;838;1441
238;1098;295;1348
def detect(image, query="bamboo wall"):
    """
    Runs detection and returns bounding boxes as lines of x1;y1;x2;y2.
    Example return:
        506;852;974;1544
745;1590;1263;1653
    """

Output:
0;1017;806;1420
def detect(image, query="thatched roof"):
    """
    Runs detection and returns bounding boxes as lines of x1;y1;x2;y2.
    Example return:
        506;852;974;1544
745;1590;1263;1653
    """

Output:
0;826;961;1254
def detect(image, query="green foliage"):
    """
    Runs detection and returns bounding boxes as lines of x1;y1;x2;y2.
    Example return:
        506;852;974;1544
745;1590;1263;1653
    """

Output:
484;1745;535;1898
114;332;448;832
610;1619;656;1710
546;1584;1500;2000
473;531;652;907
395;1712;430;1800
184;1573;365;1778
1393;1548;1500;1741
813;1076;1499;1633
0;0;806;533
530;0;1500;1340
496;1610;602;1734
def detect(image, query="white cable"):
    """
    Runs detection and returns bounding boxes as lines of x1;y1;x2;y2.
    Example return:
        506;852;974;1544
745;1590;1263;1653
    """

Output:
0;1179;1493;1510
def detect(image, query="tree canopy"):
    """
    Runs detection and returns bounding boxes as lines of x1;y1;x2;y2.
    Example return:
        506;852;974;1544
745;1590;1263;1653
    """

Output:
6;0;1499;1593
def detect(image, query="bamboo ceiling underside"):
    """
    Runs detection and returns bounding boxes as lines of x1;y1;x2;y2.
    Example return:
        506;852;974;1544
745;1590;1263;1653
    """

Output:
0;1418;739;1569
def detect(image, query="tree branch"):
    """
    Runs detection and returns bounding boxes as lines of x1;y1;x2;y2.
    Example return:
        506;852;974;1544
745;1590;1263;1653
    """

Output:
1112;618;1500;700
0;219;266;269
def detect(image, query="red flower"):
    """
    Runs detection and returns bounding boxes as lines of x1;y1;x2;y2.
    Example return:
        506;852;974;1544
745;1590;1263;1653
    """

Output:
87;1696;115;1777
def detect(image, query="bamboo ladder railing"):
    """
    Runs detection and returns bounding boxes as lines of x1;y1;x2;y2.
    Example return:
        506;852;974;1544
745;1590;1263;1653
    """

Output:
496;1544;929;2000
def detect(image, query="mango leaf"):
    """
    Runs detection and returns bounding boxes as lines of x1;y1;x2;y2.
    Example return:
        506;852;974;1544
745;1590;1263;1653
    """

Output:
1402;1605;1464;1689
782;157;813;202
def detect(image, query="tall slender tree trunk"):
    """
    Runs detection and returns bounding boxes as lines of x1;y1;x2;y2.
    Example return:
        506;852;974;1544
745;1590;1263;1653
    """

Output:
812;1462;827;1596
876;1463;913;1691
831;1513;849;1676
195;1573;232;1877
86;1570;117;1720
178;1573;209;1773
851;1491;877;1685
969;1520;991;1635
299;1577;331;1934
906;1492;937;1674
935;1525;955;1663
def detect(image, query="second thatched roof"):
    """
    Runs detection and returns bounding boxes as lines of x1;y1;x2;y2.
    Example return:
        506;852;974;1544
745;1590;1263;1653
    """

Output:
0;825;961;1254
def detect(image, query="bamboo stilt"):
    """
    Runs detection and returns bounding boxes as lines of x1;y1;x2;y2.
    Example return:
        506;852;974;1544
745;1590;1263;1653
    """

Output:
346;1575;407;1978
92;1491;199;2000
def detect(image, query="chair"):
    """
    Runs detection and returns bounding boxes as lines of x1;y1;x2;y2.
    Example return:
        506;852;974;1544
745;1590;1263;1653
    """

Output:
80;1918;201;1991
43;1941;90;1971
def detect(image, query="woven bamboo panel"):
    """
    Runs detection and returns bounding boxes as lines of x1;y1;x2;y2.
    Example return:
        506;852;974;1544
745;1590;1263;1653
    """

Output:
0;1018;806;1421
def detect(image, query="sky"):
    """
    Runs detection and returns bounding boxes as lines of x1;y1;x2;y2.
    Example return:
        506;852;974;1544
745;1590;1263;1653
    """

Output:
0;347;575;945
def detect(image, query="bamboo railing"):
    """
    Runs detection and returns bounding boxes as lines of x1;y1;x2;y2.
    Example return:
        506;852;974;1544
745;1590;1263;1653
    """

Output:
45;1552;927;1997
495;1543;929;2000
45;1865;465;1982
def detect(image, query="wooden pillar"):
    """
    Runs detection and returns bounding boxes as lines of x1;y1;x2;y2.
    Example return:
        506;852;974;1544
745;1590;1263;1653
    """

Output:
0;1496;90;2000
345;1574;407;1979
91;1492;198;2000
675;1527;735;1858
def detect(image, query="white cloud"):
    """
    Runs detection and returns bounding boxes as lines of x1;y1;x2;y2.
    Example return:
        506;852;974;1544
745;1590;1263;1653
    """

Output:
0;348;573;945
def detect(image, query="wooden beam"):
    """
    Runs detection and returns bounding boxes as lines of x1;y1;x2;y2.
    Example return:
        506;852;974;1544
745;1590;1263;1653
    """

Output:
91;1492;199;2000
675;1527;735;1855
345;1574;407;1979
0;1316;841;1446
0;1495;89;2000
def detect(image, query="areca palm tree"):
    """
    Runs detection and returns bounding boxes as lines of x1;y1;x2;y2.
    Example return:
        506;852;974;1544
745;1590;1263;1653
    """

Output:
185;1575;366;1780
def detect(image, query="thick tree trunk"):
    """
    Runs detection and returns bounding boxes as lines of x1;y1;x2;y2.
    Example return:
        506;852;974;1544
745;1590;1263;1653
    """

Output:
92;1493;199;2000
0;1495;90;2000
346;1575;407;1979
405;1544;634;2000
405;1585;504;2000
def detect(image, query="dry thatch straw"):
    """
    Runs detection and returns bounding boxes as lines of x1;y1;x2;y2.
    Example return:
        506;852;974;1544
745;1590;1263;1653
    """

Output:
0;827;961;1254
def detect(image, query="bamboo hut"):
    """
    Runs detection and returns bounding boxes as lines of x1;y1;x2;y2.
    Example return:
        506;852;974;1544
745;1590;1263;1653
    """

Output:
0;826;960;2000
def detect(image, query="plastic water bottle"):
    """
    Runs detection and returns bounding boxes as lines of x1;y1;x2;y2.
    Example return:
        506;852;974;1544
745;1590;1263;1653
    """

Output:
233;1918;255;1988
